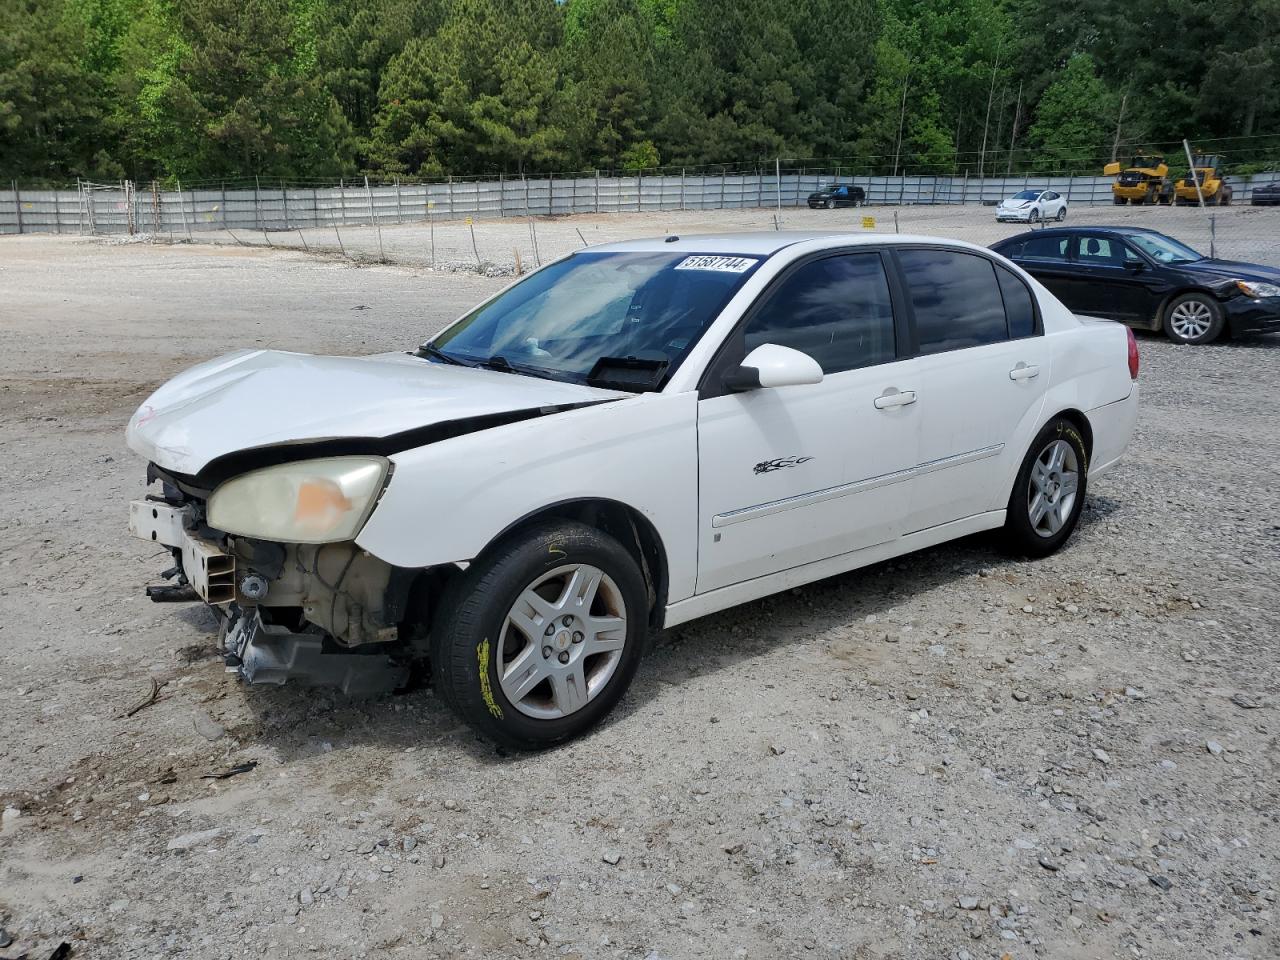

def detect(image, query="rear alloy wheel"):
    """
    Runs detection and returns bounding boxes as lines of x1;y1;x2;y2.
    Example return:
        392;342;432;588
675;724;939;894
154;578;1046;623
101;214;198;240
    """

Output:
1163;293;1224;344
825;198;835;209
1002;417;1089;557
430;521;648;749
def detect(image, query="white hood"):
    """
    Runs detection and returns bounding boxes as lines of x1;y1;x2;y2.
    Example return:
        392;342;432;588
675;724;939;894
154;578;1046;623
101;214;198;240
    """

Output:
126;349;623;475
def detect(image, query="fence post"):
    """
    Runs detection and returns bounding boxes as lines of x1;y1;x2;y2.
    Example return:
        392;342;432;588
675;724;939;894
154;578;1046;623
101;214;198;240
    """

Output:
720;167;726;209
637;169;643;212
12;181;22;234
447;176;454;218
365;175;385;262
776;157;782;213
549;171;554;217
1209;213;1216;258
594;170;600;214
680;168;686;211
176;178;192;240
281;180;289;229
498;173;504;218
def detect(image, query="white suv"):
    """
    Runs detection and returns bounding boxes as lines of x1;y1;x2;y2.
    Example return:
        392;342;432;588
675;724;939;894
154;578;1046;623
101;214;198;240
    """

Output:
127;233;1139;748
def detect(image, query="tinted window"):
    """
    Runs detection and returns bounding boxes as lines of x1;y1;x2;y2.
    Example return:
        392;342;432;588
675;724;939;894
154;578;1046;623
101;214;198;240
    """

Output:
996;265;1036;338
1021;235;1069;261
898;249;1008;354
743;253;895;374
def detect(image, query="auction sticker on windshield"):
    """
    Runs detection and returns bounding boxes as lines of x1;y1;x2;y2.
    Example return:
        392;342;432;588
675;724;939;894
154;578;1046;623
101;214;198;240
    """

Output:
674;255;758;273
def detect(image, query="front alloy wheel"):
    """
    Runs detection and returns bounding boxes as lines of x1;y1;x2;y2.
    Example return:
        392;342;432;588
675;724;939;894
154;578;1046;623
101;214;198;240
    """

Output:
430;521;648;749
498;564;627;719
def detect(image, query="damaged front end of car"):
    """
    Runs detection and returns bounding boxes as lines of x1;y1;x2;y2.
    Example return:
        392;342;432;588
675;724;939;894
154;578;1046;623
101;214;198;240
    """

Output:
129;464;421;697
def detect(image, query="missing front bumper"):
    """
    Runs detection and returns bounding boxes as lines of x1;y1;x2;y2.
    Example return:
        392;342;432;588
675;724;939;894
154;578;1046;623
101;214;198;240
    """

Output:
222;606;409;697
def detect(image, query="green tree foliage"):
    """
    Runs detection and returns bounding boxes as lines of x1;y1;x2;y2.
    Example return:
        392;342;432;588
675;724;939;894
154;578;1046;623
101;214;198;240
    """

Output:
1;0;1276;183
1027;53;1114;172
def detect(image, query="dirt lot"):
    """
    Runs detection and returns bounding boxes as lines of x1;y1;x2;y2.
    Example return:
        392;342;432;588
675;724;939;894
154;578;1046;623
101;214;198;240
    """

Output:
1;225;1278;960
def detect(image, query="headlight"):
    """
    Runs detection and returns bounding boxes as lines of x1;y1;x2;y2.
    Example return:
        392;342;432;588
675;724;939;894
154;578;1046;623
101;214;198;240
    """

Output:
1236;280;1280;298
207;457;389;543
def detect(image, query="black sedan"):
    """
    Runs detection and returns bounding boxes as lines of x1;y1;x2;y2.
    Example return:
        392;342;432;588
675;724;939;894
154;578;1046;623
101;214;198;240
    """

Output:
990;226;1280;344
1251;181;1280;206
807;183;866;209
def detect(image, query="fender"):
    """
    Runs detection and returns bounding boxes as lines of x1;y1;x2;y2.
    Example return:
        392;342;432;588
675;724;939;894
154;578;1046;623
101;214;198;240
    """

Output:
356;391;701;603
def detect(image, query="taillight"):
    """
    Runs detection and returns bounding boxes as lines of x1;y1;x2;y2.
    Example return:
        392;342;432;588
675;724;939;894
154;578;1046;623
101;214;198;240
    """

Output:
1126;327;1140;380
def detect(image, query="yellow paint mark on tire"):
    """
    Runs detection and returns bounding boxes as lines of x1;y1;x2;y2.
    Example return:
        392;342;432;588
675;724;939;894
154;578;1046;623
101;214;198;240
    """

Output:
477;638;503;719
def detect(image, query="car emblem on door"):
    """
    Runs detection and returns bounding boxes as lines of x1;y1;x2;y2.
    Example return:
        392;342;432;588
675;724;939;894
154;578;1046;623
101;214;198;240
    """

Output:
753;456;814;475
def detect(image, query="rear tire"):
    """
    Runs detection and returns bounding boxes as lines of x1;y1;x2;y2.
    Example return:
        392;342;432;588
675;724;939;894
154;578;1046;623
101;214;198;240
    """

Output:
430;521;649;750
1002;417;1089;558
1114;197;1127;205
1163;292;1225;344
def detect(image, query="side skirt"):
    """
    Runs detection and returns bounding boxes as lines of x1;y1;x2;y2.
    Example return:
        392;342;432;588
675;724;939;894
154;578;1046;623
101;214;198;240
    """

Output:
661;510;1006;629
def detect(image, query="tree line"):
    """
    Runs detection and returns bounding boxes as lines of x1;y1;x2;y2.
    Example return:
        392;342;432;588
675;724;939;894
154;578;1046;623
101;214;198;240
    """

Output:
2;0;1277;185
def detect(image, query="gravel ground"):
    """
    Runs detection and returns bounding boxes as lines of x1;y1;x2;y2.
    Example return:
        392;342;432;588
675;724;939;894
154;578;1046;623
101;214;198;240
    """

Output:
0;229;1278;960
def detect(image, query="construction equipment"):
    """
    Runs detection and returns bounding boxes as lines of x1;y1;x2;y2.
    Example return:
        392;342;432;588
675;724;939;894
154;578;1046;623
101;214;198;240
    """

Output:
1174;153;1232;206
1103;152;1173;205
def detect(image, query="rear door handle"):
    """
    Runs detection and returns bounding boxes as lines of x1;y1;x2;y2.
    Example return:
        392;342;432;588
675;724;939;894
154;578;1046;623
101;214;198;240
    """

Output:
1009;363;1040;381
874;389;917;410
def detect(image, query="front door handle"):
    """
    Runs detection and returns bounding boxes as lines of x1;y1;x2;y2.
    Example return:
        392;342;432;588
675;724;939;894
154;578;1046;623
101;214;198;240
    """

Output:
874;388;917;410
1009;362;1041;381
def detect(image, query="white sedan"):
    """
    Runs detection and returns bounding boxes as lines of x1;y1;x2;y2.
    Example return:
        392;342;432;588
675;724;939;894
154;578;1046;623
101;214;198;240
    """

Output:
126;233;1139;748
996;189;1068;223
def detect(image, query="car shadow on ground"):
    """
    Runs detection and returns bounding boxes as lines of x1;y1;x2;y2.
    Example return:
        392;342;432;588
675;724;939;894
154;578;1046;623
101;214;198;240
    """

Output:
221;492;1127;766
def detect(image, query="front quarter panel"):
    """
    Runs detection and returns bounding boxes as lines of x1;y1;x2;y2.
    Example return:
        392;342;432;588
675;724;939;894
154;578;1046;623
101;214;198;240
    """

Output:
356;392;700;601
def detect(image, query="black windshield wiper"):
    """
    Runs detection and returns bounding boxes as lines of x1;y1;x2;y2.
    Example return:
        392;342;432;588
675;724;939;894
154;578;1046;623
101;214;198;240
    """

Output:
417;343;464;365
477;355;563;382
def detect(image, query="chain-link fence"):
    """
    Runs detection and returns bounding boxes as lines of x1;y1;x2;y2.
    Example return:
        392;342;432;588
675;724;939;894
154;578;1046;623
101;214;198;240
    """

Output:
3;170;1278;275
3;169;1279;237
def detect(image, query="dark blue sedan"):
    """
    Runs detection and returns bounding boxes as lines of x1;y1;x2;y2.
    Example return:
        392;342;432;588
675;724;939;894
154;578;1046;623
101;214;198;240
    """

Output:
991;226;1280;344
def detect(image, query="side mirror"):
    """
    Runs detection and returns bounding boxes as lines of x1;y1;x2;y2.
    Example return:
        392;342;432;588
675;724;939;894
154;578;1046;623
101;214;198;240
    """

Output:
1125;259;1146;272
723;343;824;392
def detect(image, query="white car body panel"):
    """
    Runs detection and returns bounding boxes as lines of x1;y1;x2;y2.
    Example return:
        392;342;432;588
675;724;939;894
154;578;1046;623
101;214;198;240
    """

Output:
356;392;702;602
126;232;1139;633
125;348;623;475
696;358;920;593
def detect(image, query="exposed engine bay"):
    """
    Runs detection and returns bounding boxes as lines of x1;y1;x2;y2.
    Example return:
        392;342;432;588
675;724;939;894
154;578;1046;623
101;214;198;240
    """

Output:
130;473;417;696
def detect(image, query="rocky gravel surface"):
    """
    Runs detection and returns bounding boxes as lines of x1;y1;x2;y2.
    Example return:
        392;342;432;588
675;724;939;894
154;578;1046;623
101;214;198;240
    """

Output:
0;234;1277;960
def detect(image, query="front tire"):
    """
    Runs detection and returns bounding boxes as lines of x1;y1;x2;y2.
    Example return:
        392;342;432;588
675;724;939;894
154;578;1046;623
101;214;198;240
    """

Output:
430;521;649;749
1163;292;1224;344
1056;206;1067;221
1002;418;1089;558
824;199;835;210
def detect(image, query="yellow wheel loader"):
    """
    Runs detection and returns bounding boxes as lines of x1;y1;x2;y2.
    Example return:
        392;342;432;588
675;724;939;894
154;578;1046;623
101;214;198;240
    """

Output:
1104;152;1173;205
1173;153;1232;205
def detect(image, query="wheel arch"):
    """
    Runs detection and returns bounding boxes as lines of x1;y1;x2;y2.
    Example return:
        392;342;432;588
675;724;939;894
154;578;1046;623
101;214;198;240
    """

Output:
483;498;670;629
1052;408;1095;465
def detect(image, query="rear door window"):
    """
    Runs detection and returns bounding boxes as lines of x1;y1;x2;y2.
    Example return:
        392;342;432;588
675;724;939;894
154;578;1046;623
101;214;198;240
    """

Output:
897;249;1010;354
995;265;1037;339
1021;235;1070;262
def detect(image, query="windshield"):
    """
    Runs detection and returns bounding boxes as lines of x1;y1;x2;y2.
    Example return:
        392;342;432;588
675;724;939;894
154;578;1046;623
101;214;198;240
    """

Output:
1125;232;1203;264
1011;190;1040;200
425;251;761;389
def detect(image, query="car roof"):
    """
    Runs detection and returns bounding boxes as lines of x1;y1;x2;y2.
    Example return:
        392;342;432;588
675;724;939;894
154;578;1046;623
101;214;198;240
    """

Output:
586;232;979;256
993;224;1168;245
